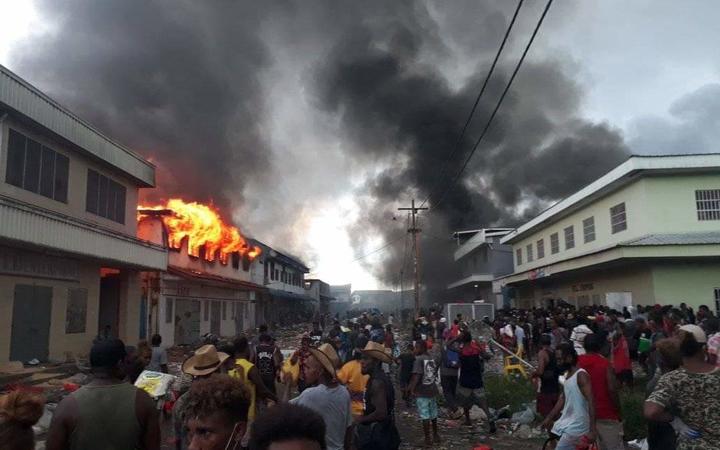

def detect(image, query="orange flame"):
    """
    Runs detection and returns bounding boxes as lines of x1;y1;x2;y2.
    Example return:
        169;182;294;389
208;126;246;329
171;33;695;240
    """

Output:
137;198;261;264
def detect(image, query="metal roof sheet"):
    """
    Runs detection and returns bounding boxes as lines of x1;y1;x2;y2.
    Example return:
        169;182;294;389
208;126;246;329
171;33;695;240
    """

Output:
621;232;720;246
0;64;155;187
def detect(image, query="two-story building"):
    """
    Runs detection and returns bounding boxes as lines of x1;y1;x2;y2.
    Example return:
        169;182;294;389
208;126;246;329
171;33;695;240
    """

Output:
0;65;167;362
137;216;266;346
304;279;335;315
497;154;720;312
259;245;314;326
446;228;514;307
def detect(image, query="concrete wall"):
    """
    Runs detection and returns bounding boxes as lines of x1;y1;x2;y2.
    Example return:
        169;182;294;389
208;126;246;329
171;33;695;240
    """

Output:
642;174;720;234
651;261;720;310
0;258;101;362
511;261;720;312
0;118;140;237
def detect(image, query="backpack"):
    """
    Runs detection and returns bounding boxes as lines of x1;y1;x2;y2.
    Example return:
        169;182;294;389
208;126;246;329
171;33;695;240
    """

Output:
444;349;460;369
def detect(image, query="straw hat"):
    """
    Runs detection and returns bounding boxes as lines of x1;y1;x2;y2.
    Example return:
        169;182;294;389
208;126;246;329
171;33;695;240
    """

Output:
362;341;393;364
308;343;341;378
182;344;229;376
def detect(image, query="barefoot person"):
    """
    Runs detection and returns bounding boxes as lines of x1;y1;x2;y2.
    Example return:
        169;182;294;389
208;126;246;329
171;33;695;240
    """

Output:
409;340;441;446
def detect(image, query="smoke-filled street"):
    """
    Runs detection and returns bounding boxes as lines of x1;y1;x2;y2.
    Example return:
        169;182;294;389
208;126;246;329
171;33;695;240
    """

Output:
1;1;720;450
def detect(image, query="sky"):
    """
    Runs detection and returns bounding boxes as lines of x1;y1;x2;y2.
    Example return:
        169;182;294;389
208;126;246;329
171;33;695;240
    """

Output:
1;1;718;291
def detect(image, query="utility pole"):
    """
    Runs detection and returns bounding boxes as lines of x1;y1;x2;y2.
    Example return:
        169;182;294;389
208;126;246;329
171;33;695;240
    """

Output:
398;199;427;319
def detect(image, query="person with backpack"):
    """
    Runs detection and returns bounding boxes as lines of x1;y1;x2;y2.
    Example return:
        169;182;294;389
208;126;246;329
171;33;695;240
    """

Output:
253;333;283;396
440;340;461;419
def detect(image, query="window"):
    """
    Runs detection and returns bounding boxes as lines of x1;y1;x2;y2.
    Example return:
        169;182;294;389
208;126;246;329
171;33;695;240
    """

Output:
222;301;227;320
204;300;209;321
526;244;534;262
583;217;596;243
65;288;88;334
86;169;126;224
5;128;69;202
696;190;720;220
516;248;523;266
165;298;173;324
550;232;560;254
537;239;545;259
610;202;627;233
715;288;720;315
564;225;575;250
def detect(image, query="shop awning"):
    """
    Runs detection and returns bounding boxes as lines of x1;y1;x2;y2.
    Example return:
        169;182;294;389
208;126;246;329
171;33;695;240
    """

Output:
167;265;266;291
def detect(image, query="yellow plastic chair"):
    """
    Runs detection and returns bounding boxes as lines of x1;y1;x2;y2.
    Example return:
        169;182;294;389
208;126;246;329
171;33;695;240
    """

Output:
503;347;528;378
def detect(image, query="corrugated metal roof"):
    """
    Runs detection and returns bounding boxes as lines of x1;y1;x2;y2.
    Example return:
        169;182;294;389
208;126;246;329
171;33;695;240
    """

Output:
0;195;166;270
0;64;155;187
622;232;720;246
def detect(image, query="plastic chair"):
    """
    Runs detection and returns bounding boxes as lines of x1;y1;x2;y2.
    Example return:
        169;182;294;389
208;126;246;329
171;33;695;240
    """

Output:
503;347;528;378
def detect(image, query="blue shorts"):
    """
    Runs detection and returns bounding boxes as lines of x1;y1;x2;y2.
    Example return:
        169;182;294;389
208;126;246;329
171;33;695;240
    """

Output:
416;397;438;420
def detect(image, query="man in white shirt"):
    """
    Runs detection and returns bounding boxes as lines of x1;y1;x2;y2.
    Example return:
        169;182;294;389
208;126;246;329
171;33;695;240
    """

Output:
290;343;353;450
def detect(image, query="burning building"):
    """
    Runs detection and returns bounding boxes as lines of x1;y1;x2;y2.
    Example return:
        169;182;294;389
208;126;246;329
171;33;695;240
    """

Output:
0;64;166;363
137;199;267;346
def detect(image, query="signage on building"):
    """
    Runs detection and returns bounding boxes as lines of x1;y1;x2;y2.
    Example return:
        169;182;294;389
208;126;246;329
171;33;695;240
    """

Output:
0;246;79;281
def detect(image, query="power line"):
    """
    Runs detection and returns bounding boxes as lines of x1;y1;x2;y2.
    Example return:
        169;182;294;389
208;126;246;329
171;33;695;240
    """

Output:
419;0;525;209
432;0;554;210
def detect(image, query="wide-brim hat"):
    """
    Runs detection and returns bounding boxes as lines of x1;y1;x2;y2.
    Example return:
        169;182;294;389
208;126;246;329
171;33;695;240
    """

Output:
182;344;229;376
308;343;341;378
362;341;393;364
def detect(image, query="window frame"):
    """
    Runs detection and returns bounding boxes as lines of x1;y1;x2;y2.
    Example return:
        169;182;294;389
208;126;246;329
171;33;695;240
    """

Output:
516;248;523;266
696;190;720;221
550;232;560;254
526;243;534;262
5;128;70;203
610;202;627;234
583;216;596;243
86;169;127;224
536;238;545;259
564;225;575;250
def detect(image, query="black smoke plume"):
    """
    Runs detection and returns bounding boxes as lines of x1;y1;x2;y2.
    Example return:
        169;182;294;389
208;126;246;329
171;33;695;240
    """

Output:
314;1;629;299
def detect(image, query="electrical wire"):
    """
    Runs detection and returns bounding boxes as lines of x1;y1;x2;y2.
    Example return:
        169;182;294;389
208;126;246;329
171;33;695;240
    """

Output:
432;0;554;210
419;0;525;209
350;233;405;263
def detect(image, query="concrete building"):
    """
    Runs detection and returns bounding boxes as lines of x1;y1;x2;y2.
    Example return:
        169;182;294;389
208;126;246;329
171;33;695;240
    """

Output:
0;65;166;362
304;279;335;315
446;228;514;308
329;284;352;316
137;217;265;346
497;154;720;312
260;246;314;326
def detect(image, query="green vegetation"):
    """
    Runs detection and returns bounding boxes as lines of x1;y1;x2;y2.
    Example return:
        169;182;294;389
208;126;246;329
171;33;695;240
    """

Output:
619;382;648;440
484;373;536;412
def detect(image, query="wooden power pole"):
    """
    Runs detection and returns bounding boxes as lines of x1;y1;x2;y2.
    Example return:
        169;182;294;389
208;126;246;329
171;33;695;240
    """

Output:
398;199;427;318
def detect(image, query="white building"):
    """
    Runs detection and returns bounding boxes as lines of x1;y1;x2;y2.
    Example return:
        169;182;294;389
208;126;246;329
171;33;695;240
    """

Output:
497;154;720;312
0;65;166;362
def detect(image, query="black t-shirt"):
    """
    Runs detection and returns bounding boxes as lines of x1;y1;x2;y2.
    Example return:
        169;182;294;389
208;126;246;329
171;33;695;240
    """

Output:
399;353;415;383
255;343;277;378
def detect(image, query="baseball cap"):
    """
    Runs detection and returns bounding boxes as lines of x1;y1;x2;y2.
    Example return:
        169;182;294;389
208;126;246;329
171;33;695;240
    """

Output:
679;324;707;343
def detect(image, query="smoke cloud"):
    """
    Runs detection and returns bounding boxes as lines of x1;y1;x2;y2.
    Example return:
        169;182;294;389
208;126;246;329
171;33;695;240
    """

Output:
11;1;632;296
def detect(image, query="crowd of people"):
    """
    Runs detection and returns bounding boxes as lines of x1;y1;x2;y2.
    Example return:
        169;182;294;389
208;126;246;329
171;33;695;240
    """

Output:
0;302;719;450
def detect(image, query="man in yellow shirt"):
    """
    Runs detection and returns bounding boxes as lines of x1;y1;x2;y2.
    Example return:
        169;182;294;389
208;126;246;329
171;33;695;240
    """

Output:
337;336;369;417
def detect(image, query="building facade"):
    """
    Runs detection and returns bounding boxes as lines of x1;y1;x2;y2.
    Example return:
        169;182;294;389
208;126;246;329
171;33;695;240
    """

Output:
304;279;335;315
447;228;514;308
0;65;166;362
259;245;314;326
497;154;720;312
137;217;265;346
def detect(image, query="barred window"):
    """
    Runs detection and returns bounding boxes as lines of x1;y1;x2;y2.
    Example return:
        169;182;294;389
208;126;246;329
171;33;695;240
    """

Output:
526;244;534;262
550;232;559;254
516;248;523;266
537;239;545;259
564;225;575;250
696;190;720;220
610;203;627;234
583;217;596;243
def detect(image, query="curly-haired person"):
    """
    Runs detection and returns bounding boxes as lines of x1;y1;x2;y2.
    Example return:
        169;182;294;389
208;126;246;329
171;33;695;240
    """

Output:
184;374;251;450
249;403;326;450
0;390;45;450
